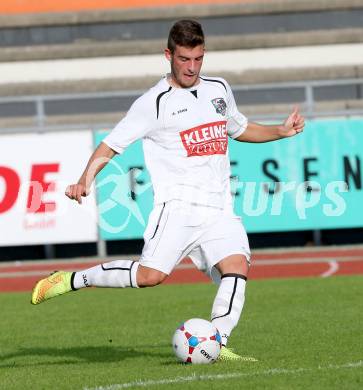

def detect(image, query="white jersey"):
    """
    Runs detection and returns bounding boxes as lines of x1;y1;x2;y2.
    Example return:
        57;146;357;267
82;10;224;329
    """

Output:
103;76;248;208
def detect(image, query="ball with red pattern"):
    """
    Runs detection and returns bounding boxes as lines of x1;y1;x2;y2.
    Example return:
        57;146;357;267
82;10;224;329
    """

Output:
172;318;222;364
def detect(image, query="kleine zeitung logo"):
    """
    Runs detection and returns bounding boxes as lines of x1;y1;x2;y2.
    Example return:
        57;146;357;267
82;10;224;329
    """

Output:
180;120;228;157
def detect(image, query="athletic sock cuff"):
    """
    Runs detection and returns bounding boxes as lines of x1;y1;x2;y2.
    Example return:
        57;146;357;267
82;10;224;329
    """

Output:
70;272;78;291
130;261;139;288
221;273;247;281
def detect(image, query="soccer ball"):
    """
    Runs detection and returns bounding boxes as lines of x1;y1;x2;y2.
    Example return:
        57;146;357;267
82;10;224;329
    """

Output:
172;318;222;364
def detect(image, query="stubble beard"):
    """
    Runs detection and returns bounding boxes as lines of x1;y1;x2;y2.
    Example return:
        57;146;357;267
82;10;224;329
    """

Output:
170;63;199;89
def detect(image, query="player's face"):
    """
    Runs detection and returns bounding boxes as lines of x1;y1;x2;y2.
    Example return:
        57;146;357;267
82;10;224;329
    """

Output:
165;44;205;88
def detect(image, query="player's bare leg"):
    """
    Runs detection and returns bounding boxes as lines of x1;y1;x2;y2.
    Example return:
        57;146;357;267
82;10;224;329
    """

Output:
211;254;257;361
216;254;249;277
136;265;168;287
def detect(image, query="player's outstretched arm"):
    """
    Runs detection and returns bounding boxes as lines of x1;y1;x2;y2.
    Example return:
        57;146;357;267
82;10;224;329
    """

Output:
65;142;116;204
235;106;305;143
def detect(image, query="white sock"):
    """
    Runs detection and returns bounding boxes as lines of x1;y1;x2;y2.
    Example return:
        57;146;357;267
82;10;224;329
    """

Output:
211;273;247;346
72;260;139;289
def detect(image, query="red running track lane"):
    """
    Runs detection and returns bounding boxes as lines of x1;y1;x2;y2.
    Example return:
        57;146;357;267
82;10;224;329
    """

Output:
1;247;363;293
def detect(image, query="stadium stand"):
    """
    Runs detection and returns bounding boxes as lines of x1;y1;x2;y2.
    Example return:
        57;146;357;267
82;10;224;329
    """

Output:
0;0;362;130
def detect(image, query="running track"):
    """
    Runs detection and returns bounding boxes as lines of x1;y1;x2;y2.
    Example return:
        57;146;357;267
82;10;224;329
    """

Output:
1;245;362;293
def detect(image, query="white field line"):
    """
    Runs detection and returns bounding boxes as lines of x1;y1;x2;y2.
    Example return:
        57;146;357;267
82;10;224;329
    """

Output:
320;260;340;278
248;244;363;254
177;256;363;268
244;256;362;266
1;256;363;278
83;360;363;390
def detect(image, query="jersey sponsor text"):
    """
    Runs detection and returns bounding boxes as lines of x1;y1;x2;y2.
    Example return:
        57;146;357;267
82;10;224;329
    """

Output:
180;121;228;157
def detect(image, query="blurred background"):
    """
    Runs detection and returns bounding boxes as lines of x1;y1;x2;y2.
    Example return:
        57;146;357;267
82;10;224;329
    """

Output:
0;0;363;262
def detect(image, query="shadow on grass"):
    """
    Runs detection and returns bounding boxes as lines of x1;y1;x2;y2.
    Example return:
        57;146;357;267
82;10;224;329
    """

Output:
0;344;172;368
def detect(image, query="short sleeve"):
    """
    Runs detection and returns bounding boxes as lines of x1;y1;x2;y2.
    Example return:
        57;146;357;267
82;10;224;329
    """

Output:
103;94;155;154
225;81;248;139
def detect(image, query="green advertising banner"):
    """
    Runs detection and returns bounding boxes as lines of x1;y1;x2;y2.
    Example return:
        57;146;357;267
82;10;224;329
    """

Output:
95;119;363;240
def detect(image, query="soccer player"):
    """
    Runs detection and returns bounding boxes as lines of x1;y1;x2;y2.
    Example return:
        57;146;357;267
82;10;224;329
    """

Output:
31;20;304;361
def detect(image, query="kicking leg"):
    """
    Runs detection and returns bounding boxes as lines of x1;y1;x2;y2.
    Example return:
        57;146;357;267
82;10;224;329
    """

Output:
73;262;167;288
31;261;167;304
73;260;139;289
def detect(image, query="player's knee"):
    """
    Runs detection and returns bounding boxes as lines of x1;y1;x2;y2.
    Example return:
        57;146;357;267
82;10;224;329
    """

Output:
140;273;166;287
216;254;250;277
137;267;167;287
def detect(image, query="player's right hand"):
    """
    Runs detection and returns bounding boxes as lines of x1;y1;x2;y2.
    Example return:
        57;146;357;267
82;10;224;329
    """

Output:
65;183;90;204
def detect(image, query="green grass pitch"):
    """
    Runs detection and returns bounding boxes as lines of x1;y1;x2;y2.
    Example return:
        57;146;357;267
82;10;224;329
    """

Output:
0;275;362;389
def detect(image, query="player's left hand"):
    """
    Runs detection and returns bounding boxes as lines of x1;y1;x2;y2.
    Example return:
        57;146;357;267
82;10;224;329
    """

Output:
279;106;305;138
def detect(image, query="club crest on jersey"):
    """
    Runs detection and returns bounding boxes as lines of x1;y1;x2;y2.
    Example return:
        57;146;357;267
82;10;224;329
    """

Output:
211;98;227;116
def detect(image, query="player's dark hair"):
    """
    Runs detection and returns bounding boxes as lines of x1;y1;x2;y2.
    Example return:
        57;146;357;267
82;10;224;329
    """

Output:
167;19;205;53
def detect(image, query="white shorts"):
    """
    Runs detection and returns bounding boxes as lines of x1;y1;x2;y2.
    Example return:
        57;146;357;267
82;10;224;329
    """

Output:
139;200;251;283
